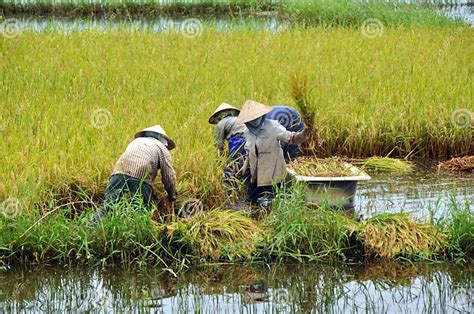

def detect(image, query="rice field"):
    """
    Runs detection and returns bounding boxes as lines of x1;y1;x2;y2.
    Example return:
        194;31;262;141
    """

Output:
0;3;472;313
1;26;472;208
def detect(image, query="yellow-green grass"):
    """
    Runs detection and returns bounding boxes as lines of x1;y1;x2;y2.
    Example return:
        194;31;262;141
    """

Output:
1;26;472;209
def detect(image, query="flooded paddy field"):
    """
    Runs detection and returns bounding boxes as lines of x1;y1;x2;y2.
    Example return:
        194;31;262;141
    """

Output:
2;0;473;26
356;165;473;219
5;3;474;34
1;1;472;313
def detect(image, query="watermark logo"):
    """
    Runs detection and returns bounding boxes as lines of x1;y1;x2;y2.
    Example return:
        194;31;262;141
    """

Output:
273;288;289;311
271;110;297;129
105;13;118;20
361;18;384;38
1;103;29;133
440;27;465;55
91;109;112;129
1;198;22;218
180;18;203;38
1;18;22;39
451;108;473;129
177;198;203;218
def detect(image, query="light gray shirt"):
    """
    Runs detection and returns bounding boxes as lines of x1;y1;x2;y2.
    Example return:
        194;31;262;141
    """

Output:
214;116;247;152
243;120;303;187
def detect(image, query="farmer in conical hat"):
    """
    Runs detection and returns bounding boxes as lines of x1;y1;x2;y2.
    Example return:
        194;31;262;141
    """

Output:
209;103;247;155
209;103;248;197
94;125;177;221
237;100;305;206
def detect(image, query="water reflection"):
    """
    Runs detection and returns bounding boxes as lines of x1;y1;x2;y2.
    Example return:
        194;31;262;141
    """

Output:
356;165;473;219
0;263;472;313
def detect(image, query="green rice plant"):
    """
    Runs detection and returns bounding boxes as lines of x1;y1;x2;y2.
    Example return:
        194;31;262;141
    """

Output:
447;205;473;261
433;196;474;261
354;157;413;173
0;191;471;267
0;201;167;266
350;213;448;259
282;0;464;27
263;184;356;261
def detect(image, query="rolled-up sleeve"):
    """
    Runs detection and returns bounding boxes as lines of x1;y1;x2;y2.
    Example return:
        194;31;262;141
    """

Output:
273;121;294;143
272;120;305;145
159;147;177;198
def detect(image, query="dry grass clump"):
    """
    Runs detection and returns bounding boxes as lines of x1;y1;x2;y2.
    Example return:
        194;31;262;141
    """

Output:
351;213;447;259
289;157;354;177
438;156;474;173
164;209;265;261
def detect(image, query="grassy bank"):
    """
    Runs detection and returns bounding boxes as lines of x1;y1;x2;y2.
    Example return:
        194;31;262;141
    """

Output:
0;188;472;268
1;27;472;208
1;0;464;27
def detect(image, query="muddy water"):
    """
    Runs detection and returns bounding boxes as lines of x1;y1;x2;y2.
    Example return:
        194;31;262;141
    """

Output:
0;263;472;313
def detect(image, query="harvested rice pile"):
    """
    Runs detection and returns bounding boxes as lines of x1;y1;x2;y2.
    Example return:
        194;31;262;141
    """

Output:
289;157;354;177
163;210;266;261
350;213;447;259
355;157;412;173
438;156;474;173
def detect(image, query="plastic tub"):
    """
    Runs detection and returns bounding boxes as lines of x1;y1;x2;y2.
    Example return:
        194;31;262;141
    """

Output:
287;163;371;210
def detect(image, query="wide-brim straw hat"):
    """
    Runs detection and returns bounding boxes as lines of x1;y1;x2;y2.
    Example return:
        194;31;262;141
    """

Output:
135;125;176;150
208;103;240;124
236;100;272;124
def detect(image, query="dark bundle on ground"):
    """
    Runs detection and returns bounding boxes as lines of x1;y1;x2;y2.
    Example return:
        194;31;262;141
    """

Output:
438;156;474;173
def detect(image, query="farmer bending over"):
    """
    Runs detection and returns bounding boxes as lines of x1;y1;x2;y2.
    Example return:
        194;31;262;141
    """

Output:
208;103;248;197
94;125;177;221
237;100;305;206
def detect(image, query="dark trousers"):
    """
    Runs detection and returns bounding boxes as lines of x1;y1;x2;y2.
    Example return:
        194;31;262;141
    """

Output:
282;144;302;162
247;181;282;204
223;136;248;198
104;174;154;210
223;155;247;197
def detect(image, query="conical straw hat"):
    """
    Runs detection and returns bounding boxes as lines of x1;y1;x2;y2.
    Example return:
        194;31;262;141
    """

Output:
236;100;272;124
135;125;176;150
208;103;240;124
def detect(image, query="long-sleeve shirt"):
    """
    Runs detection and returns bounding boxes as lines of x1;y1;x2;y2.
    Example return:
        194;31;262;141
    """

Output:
243;119;304;187
112;137;176;198
214;116;247;152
